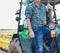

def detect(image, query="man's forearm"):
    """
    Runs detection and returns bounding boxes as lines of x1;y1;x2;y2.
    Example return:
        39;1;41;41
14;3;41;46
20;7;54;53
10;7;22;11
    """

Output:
26;18;33;32
26;18;35;38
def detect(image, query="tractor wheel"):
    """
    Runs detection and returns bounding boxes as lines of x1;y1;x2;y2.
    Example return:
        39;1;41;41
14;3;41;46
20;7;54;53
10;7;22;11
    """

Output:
7;38;22;53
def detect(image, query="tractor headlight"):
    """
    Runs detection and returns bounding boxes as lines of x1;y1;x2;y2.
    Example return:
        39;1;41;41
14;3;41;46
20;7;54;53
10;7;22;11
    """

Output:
49;22;56;30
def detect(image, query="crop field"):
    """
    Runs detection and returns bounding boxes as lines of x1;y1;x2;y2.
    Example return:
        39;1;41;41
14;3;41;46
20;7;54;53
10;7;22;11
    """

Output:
0;29;17;50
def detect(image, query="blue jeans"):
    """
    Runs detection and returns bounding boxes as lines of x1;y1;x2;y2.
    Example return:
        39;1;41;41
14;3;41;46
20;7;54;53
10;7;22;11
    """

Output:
33;27;51;53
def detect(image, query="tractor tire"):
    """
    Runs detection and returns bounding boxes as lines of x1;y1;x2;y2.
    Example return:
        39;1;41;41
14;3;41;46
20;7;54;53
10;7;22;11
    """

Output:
7;38;22;53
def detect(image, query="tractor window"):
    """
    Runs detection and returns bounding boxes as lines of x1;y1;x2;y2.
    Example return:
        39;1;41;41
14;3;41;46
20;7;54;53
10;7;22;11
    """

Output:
55;4;60;24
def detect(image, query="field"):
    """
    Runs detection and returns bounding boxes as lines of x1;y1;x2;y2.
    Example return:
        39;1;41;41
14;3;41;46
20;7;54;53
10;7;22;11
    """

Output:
0;29;17;50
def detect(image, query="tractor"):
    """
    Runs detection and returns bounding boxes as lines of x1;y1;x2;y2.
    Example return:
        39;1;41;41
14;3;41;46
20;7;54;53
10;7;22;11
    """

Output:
7;0;60;53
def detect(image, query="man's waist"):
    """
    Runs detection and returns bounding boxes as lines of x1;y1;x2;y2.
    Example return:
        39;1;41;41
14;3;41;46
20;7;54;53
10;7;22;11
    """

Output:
32;25;48;29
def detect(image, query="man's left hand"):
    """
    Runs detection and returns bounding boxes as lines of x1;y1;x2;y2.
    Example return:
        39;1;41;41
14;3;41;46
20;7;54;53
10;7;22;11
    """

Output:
47;4;53;11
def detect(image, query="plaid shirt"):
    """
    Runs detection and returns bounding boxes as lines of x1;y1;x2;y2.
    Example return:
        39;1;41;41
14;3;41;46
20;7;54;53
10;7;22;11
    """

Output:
25;2;48;30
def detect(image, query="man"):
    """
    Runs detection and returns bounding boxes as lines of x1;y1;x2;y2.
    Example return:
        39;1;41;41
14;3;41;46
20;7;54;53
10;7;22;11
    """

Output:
25;0;53;53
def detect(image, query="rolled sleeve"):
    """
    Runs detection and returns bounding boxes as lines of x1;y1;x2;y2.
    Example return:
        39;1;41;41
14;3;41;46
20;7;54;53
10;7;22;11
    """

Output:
25;5;32;19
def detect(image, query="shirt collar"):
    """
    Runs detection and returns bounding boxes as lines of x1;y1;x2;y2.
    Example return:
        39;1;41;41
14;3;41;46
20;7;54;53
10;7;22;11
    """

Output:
33;2;43;7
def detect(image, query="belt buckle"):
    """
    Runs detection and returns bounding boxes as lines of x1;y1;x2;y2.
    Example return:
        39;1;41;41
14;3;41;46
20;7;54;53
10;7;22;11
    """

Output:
43;25;47;28
40;25;46;28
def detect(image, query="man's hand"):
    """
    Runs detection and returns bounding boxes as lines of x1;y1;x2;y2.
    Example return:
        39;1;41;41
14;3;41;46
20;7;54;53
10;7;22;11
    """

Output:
29;30;35;38
47;4;53;11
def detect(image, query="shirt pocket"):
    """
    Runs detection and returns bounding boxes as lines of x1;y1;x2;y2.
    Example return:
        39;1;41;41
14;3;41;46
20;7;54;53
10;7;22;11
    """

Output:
41;6;46;13
34;8;41;18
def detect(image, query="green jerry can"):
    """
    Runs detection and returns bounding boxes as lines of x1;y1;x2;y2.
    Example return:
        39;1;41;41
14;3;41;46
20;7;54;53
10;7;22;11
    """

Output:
19;20;32;53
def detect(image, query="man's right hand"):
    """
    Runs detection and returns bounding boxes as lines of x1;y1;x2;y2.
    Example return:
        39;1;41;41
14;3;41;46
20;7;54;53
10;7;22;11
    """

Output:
29;30;35;38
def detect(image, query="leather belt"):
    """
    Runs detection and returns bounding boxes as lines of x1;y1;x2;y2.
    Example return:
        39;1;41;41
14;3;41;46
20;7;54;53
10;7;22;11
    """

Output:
33;25;48;29
38;25;48;28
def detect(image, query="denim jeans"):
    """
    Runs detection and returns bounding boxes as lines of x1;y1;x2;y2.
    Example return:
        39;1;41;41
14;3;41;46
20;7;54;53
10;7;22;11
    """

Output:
33;27;51;53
